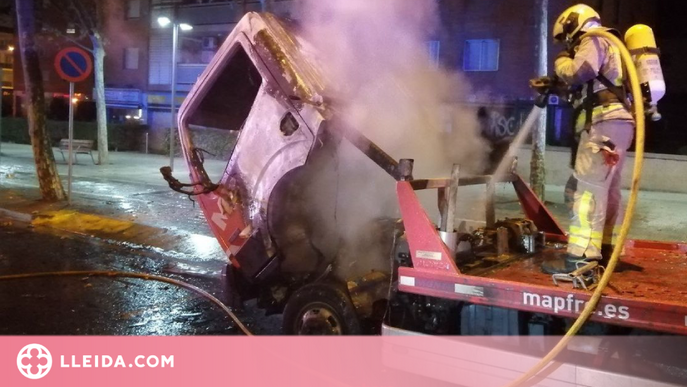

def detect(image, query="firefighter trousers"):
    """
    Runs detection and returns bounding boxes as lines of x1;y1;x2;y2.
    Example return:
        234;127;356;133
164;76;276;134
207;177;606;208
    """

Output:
567;119;634;259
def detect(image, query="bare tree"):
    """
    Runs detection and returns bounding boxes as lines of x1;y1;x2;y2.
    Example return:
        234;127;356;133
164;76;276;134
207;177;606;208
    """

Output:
16;0;65;201
42;0;109;166
531;0;548;200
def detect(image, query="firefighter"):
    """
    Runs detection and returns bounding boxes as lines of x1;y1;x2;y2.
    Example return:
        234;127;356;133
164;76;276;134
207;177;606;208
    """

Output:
541;4;635;274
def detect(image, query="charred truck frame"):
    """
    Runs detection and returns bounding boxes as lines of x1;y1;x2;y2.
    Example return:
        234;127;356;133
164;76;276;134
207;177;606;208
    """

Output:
162;13;396;334
163;13;687;372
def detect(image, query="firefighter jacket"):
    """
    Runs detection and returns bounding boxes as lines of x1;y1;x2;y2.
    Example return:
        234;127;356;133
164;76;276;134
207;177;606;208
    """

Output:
554;32;634;132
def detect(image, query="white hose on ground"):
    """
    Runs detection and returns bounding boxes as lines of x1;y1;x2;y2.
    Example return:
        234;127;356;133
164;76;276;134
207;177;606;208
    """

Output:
0;270;253;336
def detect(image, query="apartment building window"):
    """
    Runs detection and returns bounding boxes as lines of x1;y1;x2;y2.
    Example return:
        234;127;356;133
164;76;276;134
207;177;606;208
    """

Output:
127;0;141;19
124;48;140;70
1;53;12;66
428;40;440;68
179;35;219;65
463;39;500;72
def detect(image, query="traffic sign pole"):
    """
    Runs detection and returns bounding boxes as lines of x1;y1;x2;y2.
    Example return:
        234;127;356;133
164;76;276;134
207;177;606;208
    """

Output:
54;47;93;206
170;22;179;172
68;82;74;205
0;88;3;166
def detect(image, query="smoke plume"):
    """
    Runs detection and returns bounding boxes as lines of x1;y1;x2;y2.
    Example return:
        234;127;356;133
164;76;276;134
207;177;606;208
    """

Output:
299;0;488;177
273;0;490;281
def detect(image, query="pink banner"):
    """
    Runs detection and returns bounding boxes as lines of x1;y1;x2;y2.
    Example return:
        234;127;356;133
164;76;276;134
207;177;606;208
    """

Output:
3;336;685;386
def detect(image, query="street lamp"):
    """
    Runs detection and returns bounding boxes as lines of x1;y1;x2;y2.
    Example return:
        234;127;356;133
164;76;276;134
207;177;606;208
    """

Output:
157;16;171;27
157;15;192;172
0;44;11;160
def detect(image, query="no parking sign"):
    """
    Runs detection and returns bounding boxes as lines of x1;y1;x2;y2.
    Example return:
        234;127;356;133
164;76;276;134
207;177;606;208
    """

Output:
54;47;93;83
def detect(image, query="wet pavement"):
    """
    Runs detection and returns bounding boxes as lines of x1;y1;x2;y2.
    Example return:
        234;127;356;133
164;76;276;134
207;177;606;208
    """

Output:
0;143;231;260
1;142;686;337
0;163;213;237
0;219;281;335
2;142;686;243
0;143;229;236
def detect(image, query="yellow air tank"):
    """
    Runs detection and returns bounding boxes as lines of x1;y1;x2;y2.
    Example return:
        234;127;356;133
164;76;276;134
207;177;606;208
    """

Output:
625;24;665;120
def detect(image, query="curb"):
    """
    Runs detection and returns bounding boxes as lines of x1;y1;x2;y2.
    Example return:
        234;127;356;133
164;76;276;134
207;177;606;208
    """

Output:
0;205;225;261
0;207;34;223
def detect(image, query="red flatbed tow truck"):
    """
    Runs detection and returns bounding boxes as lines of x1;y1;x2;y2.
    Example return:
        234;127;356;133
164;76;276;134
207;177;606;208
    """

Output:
162;12;687;385
382;170;687;386
386;170;687;336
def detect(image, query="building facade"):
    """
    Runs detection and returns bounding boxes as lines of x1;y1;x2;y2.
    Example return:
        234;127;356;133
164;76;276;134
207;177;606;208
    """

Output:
101;0;296;135
436;0;656;101
13;0;679;151
0;10;14;114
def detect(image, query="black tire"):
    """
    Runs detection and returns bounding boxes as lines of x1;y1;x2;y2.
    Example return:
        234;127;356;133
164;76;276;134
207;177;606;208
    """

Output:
282;282;361;335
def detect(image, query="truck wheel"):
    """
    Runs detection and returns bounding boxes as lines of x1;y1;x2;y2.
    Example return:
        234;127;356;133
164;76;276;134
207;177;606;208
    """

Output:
282;282;361;335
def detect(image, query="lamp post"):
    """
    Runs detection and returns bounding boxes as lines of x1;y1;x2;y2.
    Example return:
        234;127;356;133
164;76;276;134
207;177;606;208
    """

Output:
157;15;192;172
0;45;12;161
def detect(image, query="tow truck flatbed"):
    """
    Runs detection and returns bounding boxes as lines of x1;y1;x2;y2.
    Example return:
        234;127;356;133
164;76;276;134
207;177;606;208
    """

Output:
488;239;687;305
394;175;687;335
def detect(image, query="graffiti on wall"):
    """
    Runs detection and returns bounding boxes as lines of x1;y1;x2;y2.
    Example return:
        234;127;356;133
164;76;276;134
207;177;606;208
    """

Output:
479;105;528;141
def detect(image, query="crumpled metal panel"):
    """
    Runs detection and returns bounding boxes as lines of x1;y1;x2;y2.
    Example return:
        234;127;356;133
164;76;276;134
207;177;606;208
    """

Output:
253;13;328;104
177;13;328;273
223;88;316;232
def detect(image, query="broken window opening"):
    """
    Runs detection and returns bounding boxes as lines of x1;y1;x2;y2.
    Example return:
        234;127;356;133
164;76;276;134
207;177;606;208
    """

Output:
185;44;263;182
187;44;262;133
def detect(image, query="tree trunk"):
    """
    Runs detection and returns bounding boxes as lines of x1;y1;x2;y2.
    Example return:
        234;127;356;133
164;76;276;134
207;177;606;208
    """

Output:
16;0;65;202
531;0;548;200
91;32;108;165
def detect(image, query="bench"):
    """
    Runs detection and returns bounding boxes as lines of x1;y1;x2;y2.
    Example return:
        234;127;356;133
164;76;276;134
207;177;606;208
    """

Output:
57;139;96;164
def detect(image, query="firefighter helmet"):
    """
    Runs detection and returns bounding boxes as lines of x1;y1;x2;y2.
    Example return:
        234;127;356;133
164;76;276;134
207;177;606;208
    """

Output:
553;4;601;44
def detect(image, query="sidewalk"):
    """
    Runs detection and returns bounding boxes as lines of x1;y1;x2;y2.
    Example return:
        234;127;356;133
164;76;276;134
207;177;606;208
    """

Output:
0;142;226;260
1;142;685;253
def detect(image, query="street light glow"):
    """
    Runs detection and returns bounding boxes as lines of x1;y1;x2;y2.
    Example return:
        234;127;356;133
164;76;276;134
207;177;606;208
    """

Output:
179;23;193;31
7;45;14;52
157;16;172;27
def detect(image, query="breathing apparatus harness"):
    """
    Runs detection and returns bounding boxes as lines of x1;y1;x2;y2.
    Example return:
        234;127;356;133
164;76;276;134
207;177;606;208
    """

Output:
565;29;631;168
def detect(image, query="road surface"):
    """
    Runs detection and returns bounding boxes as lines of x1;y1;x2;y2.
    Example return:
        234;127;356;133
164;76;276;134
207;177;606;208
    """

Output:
0;219;281;335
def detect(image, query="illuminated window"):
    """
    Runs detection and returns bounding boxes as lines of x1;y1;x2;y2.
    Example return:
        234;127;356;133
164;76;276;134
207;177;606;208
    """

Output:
463;39;500;72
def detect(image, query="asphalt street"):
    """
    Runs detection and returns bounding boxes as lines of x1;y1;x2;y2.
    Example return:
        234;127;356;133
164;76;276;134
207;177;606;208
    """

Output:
0;219;281;335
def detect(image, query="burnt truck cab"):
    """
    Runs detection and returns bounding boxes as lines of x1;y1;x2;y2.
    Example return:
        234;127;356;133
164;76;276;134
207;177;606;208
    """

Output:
176;13;324;282
165;13;394;334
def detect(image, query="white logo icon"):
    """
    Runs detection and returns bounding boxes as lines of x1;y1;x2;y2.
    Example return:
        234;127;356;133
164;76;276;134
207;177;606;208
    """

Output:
17;344;52;379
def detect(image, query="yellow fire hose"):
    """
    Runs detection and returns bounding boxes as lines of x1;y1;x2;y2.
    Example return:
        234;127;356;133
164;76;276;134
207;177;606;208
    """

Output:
505;29;646;387
0;270;253;336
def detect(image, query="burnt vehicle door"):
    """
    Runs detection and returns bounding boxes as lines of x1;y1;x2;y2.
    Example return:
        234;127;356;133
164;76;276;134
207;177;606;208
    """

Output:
176;17;325;283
